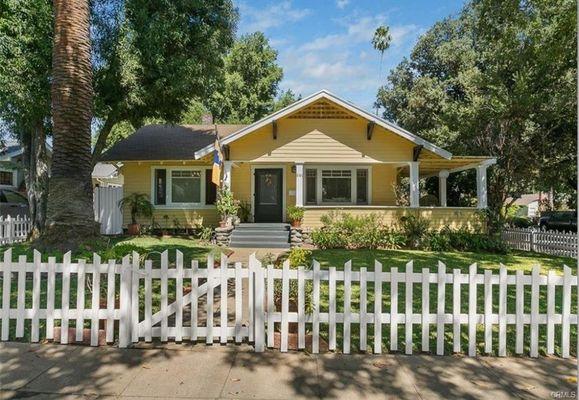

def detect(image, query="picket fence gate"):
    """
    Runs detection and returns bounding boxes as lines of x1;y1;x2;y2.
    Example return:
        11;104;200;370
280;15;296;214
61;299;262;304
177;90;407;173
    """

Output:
0;249;577;358
0;215;31;245
502;227;577;258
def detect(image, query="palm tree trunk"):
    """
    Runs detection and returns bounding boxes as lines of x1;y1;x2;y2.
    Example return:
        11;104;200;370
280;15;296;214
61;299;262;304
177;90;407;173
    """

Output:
39;0;99;250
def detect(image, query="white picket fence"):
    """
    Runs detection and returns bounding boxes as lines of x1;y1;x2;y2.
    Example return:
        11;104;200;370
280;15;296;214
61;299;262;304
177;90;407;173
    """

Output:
1;250;577;358
0;215;31;245
93;186;123;235
502;227;577;258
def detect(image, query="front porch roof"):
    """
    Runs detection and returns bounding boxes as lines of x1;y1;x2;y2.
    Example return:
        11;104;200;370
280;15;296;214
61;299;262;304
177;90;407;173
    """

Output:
410;156;497;177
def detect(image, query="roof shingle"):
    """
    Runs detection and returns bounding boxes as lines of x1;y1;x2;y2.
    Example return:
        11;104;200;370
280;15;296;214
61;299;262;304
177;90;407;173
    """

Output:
100;124;246;161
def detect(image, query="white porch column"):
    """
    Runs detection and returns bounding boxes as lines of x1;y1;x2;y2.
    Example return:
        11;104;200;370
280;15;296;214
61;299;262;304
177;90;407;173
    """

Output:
295;162;304;207
438;170;449;207
409;162;420;208
476;164;488;209
223;161;233;189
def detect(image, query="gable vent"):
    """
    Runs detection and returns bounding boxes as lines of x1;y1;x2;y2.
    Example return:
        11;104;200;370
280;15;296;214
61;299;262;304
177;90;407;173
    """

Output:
288;100;356;119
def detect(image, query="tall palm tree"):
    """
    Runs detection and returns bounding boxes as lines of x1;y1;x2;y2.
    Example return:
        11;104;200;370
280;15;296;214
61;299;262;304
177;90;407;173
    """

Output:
372;25;392;80
372;25;391;115
40;0;99;249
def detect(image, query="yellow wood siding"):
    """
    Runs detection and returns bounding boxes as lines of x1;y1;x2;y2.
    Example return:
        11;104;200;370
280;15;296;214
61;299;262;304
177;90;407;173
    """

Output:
120;162;219;228
371;164;398;205
228;118;429;163
302;207;481;230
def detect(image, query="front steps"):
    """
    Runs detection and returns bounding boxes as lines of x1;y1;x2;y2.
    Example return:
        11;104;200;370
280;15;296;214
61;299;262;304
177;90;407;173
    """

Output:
229;223;291;249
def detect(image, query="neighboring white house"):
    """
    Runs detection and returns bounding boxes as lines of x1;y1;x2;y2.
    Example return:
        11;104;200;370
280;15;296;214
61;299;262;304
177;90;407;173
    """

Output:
92;162;124;187
0;143;31;190
509;193;541;218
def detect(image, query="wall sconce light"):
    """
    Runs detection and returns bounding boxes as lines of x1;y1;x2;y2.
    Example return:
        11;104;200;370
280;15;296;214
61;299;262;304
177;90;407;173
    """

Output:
291;166;296;173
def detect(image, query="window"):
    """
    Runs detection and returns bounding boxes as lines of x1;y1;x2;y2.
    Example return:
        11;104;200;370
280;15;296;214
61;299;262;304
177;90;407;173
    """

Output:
303;167;370;205
171;170;201;203
0;171;13;186
305;169;317;205
356;169;368;204
153;167;214;207
154;169;166;205
322;170;352;203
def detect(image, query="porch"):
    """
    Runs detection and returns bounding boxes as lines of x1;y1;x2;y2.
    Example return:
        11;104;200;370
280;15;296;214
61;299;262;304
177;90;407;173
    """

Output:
223;156;495;229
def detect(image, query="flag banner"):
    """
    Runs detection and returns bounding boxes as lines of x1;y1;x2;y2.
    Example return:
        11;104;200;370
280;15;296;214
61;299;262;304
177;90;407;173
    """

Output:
212;138;223;186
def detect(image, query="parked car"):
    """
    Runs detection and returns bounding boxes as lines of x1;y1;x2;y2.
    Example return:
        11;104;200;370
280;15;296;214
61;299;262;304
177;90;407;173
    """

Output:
538;211;577;232
0;189;29;218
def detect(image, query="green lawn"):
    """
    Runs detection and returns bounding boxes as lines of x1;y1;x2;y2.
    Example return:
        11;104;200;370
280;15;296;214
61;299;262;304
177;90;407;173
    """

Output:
279;248;578;356
1;235;223;265
309;248;576;275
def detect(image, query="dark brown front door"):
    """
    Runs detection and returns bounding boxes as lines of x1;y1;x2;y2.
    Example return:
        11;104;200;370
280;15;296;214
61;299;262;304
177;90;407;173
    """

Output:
254;168;283;222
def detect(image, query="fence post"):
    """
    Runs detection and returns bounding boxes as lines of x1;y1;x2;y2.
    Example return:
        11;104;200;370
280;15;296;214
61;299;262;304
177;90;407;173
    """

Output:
119;255;132;348
251;254;265;352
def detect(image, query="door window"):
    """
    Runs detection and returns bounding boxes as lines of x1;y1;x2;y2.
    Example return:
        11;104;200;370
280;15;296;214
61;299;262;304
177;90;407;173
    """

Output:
258;173;278;205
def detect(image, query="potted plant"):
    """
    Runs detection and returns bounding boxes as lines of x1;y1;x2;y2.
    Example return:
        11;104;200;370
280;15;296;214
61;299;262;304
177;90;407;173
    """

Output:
118;193;153;235
287;205;304;228
215;187;239;227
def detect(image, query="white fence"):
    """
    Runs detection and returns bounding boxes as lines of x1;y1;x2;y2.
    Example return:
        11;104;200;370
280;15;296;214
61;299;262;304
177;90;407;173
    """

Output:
0;216;31;245
502;228;577;258
1;250;577;358
93;186;123;235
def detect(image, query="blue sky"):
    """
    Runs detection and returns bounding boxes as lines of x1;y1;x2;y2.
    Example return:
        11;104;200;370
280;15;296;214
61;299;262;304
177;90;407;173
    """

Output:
236;0;467;111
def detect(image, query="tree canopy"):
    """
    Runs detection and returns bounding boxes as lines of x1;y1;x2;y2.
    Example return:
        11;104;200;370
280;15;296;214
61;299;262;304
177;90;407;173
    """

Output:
91;0;238;161
207;32;283;123
377;0;577;221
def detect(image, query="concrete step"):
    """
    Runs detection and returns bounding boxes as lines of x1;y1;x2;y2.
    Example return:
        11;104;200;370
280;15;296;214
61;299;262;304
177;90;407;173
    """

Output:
235;223;290;231
231;231;290;239
229;241;290;249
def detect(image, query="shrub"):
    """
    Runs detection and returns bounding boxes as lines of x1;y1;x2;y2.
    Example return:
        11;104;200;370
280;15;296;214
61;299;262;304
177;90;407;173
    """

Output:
508;216;534;228
215;187;239;223
311;211;402;249
287;247;311;267
398;215;430;249
237;201;251;223
286;205;304;223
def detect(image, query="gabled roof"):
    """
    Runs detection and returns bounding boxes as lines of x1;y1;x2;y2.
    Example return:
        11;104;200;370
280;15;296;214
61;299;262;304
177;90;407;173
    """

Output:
194;89;452;160
101;124;246;161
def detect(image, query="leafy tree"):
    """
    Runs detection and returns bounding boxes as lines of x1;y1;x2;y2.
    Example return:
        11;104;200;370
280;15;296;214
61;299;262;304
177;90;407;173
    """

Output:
377;0;577;227
91;0;238;162
0;0;52;238
208;32;283;123
273;89;301;111
40;0;98;249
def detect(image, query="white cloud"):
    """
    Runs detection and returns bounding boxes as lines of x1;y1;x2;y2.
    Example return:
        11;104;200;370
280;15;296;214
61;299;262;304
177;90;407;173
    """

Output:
336;0;349;9
238;1;311;33
275;15;424;111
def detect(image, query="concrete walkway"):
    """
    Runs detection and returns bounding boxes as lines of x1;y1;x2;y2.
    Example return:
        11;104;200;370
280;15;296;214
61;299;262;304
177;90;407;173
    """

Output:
0;342;576;399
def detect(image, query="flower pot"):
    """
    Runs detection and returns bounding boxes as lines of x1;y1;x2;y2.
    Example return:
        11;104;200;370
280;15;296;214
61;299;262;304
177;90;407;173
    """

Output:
291;220;302;228
127;223;140;235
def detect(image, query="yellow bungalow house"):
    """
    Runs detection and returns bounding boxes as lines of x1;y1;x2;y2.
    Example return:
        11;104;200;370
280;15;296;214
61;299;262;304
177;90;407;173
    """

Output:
102;90;495;238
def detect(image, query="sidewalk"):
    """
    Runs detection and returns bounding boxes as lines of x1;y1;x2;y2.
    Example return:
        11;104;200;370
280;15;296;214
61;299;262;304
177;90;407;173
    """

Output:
1;342;576;399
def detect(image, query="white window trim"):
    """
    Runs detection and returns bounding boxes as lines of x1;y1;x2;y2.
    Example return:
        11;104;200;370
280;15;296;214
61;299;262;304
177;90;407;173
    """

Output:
150;166;215;210
0;169;16;188
305;165;372;206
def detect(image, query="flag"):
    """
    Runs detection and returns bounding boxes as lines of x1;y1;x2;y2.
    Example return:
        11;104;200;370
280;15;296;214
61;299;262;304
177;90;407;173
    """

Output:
212;138;223;186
